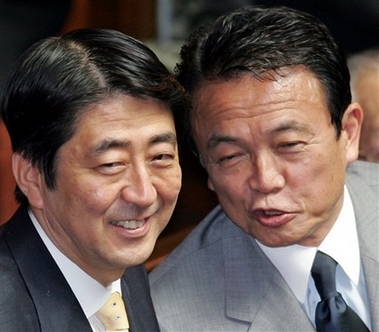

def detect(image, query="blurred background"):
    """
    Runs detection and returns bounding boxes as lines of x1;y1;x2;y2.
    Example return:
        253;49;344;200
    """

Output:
1;0;378;268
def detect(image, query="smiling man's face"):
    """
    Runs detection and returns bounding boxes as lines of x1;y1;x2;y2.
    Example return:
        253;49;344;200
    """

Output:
28;94;181;285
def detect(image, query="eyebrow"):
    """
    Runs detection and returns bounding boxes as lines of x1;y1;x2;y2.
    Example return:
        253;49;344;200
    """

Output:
88;132;177;157
206;120;311;151
149;132;177;146
207;135;237;151
87;139;131;158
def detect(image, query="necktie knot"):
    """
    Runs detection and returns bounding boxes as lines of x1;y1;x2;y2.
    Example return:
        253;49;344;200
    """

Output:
95;292;129;332
310;250;369;332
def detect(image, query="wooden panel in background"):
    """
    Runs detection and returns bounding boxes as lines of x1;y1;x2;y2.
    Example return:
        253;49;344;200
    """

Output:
62;0;156;40
0;121;18;224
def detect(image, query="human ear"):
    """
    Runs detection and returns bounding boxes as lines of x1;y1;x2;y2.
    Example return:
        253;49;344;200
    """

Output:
207;177;215;192
12;153;44;208
341;102;363;163
201;155;215;192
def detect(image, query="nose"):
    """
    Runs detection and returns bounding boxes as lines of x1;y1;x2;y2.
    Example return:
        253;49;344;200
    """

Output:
248;153;285;194
120;164;157;207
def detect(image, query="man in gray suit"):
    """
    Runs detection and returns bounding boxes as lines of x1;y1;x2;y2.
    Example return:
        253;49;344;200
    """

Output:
149;6;378;331
0;28;186;331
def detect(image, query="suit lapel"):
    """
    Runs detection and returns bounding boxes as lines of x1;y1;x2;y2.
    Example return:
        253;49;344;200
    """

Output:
223;221;314;331
4;207;92;331
121;265;160;331
248;272;314;331
346;168;379;332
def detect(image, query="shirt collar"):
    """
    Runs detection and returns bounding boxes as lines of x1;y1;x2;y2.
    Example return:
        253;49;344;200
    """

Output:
29;209;121;318
256;186;360;302
318;186;360;284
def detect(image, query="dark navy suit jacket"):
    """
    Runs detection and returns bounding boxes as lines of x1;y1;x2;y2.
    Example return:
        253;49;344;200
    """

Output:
0;205;160;331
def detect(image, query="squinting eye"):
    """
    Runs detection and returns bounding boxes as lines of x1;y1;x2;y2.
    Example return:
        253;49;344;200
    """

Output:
278;141;305;152
281;142;299;148
154;153;174;161
152;153;176;167
97;162;126;175
101;162;123;168
218;155;236;164
216;153;248;167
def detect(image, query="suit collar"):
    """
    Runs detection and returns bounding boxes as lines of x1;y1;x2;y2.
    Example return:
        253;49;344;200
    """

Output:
346;165;379;332
346;164;379;260
4;206;92;331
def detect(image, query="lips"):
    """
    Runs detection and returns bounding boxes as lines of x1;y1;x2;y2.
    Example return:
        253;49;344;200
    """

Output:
252;209;292;227
111;219;147;229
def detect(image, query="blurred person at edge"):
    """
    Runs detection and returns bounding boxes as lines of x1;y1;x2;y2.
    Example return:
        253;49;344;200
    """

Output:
149;6;378;332
348;47;379;163
0;28;186;331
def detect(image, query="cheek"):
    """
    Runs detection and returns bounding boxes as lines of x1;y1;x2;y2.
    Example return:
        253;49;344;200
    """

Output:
289;156;344;210
157;166;182;203
208;172;242;205
62;178;116;215
170;169;182;200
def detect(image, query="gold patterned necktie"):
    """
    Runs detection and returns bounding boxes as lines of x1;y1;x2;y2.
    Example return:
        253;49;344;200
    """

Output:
95;292;129;332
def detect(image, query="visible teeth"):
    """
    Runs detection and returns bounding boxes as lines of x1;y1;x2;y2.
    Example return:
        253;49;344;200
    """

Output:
112;220;145;229
264;211;282;216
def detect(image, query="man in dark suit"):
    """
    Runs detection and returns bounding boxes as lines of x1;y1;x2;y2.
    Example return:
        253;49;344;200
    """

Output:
149;6;378;331
0;28;187;331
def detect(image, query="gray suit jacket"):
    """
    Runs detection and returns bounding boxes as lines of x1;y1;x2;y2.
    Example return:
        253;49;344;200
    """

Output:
0;205;160;331
149;161;378;331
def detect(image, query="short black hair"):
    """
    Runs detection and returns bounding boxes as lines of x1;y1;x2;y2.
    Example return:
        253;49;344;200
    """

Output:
2;28;187;204
176;6;351;140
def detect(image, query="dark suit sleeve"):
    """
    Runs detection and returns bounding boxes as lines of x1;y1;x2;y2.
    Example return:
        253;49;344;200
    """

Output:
0;238;40;331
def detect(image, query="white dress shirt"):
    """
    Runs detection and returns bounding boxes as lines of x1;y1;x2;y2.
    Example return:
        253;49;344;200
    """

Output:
29;210;121;332
257;186;371;330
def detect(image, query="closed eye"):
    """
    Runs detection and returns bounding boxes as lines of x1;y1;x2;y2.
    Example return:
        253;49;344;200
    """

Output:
219;154;237;163
216;153;248;167
280;142;300;147
101;162;124;168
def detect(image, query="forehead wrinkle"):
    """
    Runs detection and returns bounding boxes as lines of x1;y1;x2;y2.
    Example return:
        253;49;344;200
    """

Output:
87;131;177;158
206;119;312;152
87;138;131;158
269;119;312;136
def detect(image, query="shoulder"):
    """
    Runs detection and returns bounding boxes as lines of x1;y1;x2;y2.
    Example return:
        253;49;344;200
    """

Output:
148;206;271;331
346;161;378;204
0;235;40;330
346;161;378;257
347;160;379;187
149;204;257;299
149;205;230;282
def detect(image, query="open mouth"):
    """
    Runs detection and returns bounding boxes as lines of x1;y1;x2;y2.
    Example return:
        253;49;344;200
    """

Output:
252;209;291;227
111;219;147;229
260;210;283;216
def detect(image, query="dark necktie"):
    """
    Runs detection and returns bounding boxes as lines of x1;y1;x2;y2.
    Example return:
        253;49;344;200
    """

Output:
311;250;369;332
